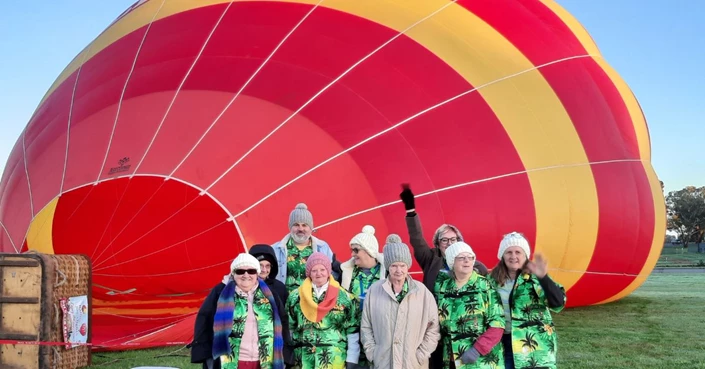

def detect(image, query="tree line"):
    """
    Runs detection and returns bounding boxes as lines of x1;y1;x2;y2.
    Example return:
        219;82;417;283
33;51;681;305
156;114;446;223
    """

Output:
664;183;705;245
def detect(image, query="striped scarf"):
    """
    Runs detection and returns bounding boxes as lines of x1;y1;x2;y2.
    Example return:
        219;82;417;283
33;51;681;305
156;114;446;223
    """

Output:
299;277;341;323
212;278;284;369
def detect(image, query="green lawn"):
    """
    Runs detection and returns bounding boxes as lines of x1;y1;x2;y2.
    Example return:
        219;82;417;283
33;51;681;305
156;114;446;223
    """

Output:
88;345;197;368
657;245;705;267
554;273;705;368
87;274;705;369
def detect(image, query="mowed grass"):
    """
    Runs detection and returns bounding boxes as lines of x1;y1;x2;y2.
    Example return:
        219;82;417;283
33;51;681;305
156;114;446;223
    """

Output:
87;345;198;369
86;274;705;369
555;273;705;369
657;245;705;267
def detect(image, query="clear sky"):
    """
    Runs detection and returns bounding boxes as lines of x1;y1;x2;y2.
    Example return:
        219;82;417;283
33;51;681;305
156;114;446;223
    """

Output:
0;1;702;194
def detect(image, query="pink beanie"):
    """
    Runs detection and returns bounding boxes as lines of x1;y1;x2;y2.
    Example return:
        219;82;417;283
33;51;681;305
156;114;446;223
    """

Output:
305;252;332;277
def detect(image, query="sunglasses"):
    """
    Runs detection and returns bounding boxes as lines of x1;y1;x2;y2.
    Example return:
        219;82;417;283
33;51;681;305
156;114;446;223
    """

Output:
351;248;361;254
234;269;258;275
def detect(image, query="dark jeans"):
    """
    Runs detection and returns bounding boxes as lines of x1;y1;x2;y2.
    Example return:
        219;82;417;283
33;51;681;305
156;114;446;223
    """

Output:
502;333;516;369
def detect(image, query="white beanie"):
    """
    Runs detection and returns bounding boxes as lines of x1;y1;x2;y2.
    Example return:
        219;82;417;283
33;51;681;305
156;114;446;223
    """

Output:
498;232;531;260
349;225;379;258
445;241;475;271
230;253;261;274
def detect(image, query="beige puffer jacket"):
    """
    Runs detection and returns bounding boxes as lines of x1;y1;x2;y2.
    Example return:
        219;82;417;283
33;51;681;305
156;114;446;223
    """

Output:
360;277;440;369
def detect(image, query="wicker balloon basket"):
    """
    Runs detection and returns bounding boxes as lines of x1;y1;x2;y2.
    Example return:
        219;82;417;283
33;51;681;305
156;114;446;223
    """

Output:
0;253;92;369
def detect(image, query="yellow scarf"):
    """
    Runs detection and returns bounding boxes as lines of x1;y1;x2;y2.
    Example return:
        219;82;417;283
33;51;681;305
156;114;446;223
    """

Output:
299;277;342;323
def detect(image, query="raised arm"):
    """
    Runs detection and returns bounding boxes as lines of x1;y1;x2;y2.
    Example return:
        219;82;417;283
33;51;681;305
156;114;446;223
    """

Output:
527;254;566;312
400;184;437;269
538;275;566;311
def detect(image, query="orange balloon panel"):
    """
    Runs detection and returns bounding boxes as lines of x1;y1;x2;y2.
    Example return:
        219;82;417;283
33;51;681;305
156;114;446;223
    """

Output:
0;0;665;348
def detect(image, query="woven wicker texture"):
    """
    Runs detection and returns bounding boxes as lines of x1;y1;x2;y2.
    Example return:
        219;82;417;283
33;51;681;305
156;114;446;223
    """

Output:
44;254;92;369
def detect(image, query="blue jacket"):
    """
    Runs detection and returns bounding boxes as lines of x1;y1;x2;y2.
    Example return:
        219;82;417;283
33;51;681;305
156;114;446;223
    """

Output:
272;234;341;283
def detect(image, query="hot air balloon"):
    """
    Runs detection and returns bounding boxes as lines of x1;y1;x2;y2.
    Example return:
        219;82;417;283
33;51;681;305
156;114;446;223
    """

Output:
0;0;665;348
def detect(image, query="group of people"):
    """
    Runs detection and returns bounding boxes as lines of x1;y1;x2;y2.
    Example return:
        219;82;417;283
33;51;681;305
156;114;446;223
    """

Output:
191;185;566;369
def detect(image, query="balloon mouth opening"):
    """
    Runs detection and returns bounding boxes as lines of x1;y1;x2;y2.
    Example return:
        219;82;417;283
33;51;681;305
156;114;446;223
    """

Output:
26;175;244;299
21;175;247;347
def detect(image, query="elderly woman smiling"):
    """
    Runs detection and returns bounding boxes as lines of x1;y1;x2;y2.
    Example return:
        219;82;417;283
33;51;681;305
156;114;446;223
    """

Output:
435;242;505;369
287;252;360;369
191;253;290;369
360;234;440;369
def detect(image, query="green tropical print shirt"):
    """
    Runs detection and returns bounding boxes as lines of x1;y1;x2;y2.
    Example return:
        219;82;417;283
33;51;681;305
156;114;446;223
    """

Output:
393;280;409;303
436;272;505;369
220;287;276;369
434;269;451;294
286;287;360;369
348;265;382;367
285;238;314;291
349;265;381;300
489;273;566;369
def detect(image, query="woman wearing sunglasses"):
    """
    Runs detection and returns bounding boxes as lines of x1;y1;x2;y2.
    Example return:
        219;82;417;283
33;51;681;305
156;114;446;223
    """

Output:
287;252;360;369
435;242;505;369
339;225;386;368
191;253;291;369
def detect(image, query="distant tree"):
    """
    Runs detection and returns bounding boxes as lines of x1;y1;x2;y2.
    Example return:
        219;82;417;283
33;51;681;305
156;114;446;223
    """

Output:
666;186;705;246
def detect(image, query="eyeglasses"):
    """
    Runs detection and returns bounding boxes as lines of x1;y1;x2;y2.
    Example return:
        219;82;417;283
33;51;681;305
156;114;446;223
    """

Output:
439;237;458;245
234;269;258;275
455;256;475;262
351;248;361;254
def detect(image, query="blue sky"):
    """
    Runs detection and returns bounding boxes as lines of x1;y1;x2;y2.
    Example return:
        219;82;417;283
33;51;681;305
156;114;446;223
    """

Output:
0;1;702;194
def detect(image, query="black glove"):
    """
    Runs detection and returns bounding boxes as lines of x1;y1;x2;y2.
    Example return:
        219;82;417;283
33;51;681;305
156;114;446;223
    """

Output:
400;184;416;211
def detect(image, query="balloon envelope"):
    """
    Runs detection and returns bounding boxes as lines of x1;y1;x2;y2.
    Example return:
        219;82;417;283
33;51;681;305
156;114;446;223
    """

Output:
0;0;665;348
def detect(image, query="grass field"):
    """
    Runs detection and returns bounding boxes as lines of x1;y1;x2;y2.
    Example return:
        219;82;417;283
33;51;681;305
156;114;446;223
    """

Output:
657;244;705;267
86;273;705;369
554;273;705;369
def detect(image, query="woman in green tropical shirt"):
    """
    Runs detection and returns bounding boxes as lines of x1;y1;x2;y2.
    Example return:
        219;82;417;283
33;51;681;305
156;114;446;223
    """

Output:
287;252;360;369
436;242;505;369
191;253;289;369
340;225;386;368
488;232;566;369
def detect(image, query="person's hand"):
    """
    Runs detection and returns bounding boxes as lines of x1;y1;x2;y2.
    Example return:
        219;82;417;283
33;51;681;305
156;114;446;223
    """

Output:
460;347;480;364
526;253;548;278
400;184;415;211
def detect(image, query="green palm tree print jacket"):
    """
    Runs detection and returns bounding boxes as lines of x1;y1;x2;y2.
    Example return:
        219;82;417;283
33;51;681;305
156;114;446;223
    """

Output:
436;272;505;369
220;288;277;369
490;273;566;369
287;287;360;369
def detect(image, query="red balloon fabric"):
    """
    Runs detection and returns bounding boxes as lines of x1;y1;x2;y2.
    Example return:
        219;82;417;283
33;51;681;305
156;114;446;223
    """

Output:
0;0;665;349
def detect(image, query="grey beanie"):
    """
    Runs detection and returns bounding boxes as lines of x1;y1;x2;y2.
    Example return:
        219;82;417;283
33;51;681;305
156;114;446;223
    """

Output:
288;203;314;229
383;234;412;269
